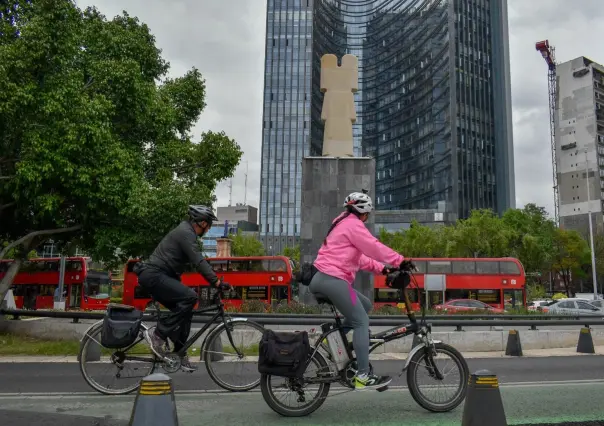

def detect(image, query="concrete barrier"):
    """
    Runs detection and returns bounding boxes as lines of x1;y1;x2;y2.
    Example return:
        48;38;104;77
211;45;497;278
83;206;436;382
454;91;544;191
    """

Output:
3;318;604;353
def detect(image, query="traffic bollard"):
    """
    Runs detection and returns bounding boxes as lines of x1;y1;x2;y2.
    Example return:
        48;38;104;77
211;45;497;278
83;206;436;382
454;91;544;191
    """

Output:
128;373;178;426
461;369;508;426
504;329;523;357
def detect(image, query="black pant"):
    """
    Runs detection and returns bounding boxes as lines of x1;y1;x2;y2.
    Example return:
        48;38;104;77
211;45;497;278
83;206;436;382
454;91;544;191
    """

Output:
138;267;197;352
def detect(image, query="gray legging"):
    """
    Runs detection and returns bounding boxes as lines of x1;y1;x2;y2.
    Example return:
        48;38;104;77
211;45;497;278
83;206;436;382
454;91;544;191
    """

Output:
309;270;372;374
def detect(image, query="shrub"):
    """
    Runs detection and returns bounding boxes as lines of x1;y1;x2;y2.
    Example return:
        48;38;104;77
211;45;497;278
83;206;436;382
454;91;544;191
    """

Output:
273;300;321;315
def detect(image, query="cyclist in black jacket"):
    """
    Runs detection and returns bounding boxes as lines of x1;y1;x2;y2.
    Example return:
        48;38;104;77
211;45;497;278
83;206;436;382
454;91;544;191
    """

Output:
134;205;229;372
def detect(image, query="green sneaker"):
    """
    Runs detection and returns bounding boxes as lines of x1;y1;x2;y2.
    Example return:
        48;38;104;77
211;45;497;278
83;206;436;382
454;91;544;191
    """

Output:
354;373;392;391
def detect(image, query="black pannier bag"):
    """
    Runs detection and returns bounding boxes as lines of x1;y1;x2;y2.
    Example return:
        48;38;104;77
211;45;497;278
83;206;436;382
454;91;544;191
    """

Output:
258;329;311;378
100;304;144;349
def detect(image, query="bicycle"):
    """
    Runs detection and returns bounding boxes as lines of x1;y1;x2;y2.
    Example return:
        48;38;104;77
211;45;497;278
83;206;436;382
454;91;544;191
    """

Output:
78;281;266;395
259;267;470;417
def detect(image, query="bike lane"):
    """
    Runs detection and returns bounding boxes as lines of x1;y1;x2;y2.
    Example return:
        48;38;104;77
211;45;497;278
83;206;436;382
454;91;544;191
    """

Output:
0;381;602;425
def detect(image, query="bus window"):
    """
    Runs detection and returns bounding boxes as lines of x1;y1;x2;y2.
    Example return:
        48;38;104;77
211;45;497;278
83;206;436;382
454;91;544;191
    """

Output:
476;261;499;275
228;260;251;271
211;260;228;272
374;288;400;303
249;260;266;271
452;261;475;274
412;261;427;273
269;259;288;272
500;261;520;275
66;261;83;272
472;289;501;304
427;261;451;274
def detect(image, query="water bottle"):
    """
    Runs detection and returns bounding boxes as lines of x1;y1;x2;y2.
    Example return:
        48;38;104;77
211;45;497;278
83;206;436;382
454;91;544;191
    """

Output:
322;323;349;370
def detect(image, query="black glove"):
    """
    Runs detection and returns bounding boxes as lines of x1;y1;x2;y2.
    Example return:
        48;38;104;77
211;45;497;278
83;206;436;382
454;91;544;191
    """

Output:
381;266;396;275
399;260;416;272
217;281;232;292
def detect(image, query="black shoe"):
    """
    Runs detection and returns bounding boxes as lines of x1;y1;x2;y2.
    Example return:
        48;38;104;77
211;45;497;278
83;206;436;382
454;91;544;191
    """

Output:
354;373;392;391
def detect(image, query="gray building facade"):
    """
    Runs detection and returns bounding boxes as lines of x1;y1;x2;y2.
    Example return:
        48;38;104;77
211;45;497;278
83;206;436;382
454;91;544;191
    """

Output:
555;56;604;236
259;0;515;254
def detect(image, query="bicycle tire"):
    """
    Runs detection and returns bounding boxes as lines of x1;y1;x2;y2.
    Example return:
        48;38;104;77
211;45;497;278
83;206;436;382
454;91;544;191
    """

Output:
78;322;157;395
203;319;266;392
260;350;331;417
406;342;469;412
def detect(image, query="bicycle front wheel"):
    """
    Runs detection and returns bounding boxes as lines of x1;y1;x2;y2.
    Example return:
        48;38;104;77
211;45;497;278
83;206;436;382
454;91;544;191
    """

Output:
406;342;469;412
203;319;266;391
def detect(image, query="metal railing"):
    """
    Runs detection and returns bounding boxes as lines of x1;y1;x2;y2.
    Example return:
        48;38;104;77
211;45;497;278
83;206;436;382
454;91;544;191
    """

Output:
2;308;604;329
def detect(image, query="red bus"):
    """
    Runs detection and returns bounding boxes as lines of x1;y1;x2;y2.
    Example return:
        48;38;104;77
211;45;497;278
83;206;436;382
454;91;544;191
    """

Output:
0;257;111;311
122;256;294;311
373;257;526;311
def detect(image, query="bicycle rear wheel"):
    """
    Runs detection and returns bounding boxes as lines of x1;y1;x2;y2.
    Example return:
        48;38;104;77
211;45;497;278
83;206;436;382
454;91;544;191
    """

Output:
203;319;266;391
260;350;331;417
78;322;157;395
406;342;469;412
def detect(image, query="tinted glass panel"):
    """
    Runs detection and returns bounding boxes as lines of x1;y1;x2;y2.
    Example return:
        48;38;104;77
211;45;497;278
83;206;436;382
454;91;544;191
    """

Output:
452;261;475;274
499;261;520;274
476;261;499;274
427;261;451;274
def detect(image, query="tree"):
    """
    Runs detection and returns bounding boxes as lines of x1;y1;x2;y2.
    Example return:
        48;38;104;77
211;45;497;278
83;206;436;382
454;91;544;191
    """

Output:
501;203;557;281
448;209;510;258
0;1;242;302
551;228;591;296
229;230;265;257
281;245;300;269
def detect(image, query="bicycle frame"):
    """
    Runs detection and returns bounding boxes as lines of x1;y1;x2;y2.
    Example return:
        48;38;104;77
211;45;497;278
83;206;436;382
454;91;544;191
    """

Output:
305;270;442;383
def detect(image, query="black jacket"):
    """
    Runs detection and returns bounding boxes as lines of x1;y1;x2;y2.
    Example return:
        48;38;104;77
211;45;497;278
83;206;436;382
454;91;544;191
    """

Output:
140;221;218;286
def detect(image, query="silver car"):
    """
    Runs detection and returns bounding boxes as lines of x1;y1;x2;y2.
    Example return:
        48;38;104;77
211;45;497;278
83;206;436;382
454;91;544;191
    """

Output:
543;298;603;316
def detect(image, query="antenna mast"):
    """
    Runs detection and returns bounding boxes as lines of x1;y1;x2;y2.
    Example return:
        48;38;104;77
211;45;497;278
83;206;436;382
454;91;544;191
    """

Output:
228;178;233;207
244;161;248;205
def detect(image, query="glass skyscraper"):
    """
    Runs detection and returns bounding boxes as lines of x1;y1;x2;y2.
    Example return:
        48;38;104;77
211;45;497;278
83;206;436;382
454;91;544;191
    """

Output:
260;0;515;254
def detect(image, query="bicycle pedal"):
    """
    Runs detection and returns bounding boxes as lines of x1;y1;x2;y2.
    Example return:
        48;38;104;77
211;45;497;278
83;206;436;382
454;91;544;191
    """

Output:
376;385;389;392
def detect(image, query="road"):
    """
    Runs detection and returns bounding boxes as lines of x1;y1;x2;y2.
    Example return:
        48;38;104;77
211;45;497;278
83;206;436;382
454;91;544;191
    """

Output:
1;356;604;425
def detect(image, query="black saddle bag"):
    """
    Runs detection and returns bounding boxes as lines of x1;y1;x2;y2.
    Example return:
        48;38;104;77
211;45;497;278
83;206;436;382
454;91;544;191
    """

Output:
258;329;310;378
296;262;318;286
100;304;144;349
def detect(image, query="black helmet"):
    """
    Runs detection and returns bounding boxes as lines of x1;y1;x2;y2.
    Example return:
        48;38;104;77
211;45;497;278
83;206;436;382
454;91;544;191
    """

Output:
188;205;217;223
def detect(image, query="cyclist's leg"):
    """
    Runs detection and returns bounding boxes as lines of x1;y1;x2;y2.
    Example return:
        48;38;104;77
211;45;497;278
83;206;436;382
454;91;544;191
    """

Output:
341;289;371;334
309;271;391;390
139;269;197;358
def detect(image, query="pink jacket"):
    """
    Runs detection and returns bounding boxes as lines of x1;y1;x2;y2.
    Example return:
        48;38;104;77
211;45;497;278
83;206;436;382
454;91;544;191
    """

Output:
313;212;405;285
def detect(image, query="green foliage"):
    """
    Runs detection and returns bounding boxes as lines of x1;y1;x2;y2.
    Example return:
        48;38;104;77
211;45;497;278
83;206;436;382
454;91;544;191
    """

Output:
281;245;300;267
272;300;321;314
0;1;242;300
551;228;591;296
229;230;265;257
1;241;37;260
552;292;567;300
526;283;547;302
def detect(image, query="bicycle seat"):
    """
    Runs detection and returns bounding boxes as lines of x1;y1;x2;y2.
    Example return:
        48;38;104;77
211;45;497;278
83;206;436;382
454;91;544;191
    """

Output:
313;293;334;306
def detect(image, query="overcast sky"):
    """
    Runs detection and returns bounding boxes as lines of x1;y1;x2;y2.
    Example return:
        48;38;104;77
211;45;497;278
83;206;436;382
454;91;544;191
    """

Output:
75;0;604;220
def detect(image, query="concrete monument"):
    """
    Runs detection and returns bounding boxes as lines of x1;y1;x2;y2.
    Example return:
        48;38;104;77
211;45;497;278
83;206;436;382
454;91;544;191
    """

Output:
299;54;377;304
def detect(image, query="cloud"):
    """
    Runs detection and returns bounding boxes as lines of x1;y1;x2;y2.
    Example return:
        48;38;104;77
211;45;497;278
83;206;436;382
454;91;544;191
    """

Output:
74;0;604;221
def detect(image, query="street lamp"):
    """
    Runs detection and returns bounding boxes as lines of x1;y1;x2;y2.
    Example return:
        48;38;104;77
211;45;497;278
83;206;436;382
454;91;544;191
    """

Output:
583;147;599;299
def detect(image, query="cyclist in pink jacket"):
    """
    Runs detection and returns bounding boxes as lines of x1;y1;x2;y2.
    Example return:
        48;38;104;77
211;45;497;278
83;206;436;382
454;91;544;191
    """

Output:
310;191;411;391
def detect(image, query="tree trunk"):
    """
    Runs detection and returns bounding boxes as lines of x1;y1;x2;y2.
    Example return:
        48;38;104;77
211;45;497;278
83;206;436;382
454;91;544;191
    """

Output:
0;238;37;307
0;224;81;260
0;257;24;308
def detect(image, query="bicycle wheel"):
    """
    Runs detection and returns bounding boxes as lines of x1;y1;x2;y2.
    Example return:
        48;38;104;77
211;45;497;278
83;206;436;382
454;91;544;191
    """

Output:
406;342;469;412
203;319;266;391
79;322;157;395
260;350;331;417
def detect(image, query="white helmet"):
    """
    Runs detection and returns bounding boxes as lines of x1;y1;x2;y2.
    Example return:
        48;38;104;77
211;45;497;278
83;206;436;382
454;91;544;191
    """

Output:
343;192;374;214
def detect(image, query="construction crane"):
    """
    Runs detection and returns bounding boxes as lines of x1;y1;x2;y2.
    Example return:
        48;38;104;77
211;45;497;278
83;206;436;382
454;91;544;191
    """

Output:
535;40;559;226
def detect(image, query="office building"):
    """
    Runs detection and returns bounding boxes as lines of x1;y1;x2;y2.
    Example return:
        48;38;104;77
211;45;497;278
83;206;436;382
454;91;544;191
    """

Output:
260;0;515;254
555;56;604;234
202;204;259;257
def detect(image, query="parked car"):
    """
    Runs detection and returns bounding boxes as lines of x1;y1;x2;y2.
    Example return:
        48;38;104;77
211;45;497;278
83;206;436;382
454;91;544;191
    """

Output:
528;300;552;311
540;298;603;316
432;299;506;314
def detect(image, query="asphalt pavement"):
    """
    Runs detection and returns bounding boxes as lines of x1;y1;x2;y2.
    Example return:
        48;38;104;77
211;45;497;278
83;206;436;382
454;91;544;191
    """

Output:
0;356;604;425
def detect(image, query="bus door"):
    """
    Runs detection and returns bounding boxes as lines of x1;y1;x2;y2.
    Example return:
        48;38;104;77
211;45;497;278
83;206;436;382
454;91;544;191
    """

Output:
68;283;82;309
270;285;289;307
